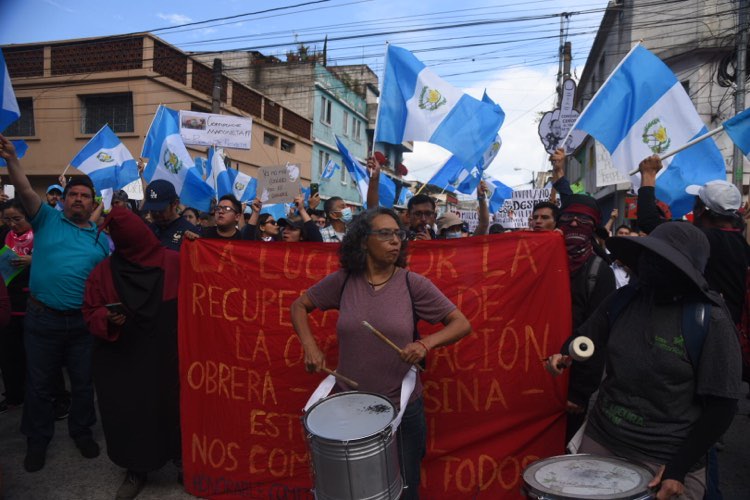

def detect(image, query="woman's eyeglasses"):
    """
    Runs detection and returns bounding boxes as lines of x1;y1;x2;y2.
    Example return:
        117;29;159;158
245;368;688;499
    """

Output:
369;229;407;241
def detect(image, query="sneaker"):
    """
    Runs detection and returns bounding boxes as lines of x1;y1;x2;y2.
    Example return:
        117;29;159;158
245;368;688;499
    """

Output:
74;437;100;459
54;397;70;421
24;446;47;472
115;470;146;500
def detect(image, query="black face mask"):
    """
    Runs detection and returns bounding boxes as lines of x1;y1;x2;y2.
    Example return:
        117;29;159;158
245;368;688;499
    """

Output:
636;251;696;300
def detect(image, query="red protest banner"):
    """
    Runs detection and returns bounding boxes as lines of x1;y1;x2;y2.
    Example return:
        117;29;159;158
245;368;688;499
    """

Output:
179;232;571;499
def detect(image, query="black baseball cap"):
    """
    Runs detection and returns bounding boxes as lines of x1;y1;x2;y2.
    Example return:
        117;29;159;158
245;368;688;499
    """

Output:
142;179;178;211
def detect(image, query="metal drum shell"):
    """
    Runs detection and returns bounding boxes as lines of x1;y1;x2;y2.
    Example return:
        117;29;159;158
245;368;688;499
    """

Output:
521;454;654;500
304;392;403;500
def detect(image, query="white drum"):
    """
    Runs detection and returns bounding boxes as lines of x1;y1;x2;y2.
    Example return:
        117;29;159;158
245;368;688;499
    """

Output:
303;391;403;500
521;454;654;499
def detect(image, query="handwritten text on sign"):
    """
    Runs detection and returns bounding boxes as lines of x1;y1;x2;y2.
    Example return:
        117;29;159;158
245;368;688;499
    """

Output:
178;234;572;499
257;164;301;205
179;110;253;150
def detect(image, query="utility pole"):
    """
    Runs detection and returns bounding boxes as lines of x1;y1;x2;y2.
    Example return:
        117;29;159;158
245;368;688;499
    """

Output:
556;13;570;106
212;58;222;114
734;0;748;191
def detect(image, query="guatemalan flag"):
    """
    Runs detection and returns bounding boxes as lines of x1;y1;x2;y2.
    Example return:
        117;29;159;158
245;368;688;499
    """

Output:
204;146;258;202
485;178;513;213
375;45;505;170
141;105;215;212
427;91;502;193
69;125;140;193
320;159;340;182
0;49;20;133
723;107;750;158
335;136;397;208
569;44;725;217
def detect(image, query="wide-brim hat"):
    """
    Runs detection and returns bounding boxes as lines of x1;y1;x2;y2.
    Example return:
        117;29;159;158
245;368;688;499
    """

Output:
607;222;716;303
437;212;463;233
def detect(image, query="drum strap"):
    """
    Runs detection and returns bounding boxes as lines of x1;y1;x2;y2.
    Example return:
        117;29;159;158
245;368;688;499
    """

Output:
303;367;418;434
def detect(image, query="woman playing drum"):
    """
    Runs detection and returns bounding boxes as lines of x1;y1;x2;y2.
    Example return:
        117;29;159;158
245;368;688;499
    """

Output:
291;207;471;499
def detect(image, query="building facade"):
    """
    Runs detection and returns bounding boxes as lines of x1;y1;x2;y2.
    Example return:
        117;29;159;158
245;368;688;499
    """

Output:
194;50;369;206
2;34;313;197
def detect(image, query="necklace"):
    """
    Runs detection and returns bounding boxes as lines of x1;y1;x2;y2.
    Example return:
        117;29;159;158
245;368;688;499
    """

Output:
368;267;396;288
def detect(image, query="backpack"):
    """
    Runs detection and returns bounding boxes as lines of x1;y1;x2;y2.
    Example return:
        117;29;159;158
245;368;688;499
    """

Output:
606;284;710;368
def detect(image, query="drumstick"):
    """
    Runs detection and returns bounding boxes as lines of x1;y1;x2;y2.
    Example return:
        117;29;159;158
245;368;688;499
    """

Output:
321;367;359;388
362;321;425;372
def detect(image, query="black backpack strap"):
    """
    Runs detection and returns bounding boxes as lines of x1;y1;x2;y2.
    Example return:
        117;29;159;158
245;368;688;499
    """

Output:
405;271;419;341
606;283;640;329
338;272;350;307
587;256;604;298
405;271;426;369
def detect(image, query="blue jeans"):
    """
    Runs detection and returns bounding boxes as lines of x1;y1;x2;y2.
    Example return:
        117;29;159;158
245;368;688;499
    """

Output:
398;397;426;500
21;301;95;449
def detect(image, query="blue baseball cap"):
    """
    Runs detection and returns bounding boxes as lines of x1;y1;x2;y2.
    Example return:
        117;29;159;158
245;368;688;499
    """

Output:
46;184;63;194
142;179;178;211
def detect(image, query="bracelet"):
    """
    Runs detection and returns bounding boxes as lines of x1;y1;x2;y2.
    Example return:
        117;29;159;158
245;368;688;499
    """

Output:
415;339;430;353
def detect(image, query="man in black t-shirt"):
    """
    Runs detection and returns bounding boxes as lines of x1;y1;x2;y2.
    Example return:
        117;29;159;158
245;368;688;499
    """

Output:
142;180;197;251
198;194;242;240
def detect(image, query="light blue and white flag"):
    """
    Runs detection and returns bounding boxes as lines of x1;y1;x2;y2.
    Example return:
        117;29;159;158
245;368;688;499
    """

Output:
485;178;513;214
0;139;26;167
396;185;413;207
193;157;208;179
723;107;750;158
141;105;214;212
0;49;19;133
569;44;724;217
335;136;397;208
375;45;504;171
260;203;288;221
69;125;140;193
226;168;257;202
320;159;340;182
204;146;258;202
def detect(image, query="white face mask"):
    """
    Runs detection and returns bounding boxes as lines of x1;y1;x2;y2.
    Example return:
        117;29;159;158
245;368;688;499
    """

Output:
445;231;462;239
340;207;353;223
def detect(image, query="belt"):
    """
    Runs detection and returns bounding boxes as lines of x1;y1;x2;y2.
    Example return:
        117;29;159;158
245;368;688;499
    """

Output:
28;295;80;317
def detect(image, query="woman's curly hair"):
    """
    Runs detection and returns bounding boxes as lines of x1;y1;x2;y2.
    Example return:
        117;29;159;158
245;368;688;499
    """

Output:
339;208;408;273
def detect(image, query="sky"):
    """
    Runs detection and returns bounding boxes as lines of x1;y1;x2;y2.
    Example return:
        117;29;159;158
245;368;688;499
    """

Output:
0;0;609;189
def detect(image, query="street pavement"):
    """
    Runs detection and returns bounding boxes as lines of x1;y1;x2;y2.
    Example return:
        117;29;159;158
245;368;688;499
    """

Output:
1;382;749;499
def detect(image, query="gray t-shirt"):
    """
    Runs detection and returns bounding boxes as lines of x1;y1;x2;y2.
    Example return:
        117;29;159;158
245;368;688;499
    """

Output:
306;268;456;406
581;292;743;466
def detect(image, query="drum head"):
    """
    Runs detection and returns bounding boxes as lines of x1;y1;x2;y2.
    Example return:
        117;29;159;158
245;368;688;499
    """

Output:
522;454;653;499
304;392;395;441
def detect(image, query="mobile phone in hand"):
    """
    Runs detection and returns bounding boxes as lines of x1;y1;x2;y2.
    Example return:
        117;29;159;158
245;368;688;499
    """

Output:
105;303;127;315
310;183;319;196
3;185;14;199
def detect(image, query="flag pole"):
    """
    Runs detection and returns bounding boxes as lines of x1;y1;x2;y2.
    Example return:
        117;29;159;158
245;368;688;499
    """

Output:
626;125;725;175
370;42;389;159
559;42;643;152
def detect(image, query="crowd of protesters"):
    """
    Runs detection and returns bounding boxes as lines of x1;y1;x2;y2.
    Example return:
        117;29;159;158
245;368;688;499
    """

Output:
1;131;749;500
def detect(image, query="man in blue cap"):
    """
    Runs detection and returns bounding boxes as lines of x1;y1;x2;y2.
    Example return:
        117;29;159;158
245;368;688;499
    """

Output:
45;184;63;211
142;179;197;252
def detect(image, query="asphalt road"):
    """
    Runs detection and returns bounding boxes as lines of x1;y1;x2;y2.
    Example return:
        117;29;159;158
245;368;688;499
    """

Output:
1;383;749;499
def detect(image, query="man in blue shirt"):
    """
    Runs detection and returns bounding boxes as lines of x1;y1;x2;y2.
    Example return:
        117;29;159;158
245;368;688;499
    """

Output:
0;135;109;473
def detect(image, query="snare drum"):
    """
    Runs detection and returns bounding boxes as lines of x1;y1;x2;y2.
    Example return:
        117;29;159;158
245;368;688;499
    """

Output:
303;391;403;500
521;454;654;500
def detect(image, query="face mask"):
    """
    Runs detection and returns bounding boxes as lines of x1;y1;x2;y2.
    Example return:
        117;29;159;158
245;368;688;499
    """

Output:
445;231;462;239
340;207;353;223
